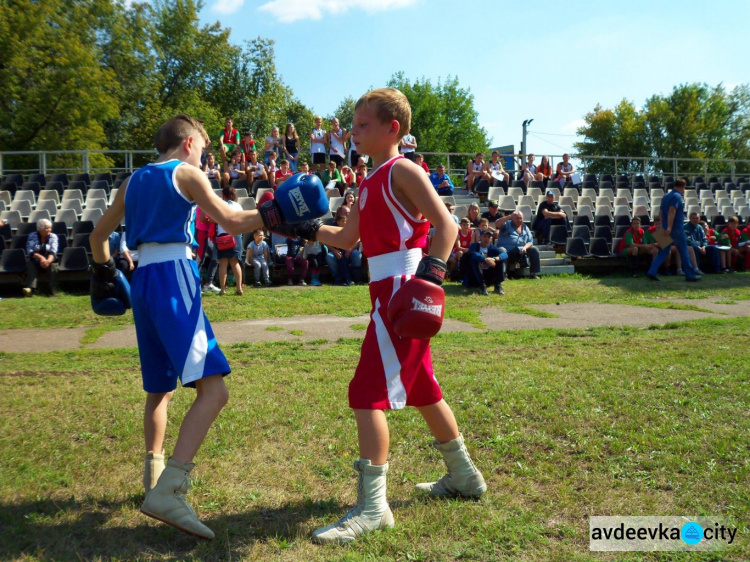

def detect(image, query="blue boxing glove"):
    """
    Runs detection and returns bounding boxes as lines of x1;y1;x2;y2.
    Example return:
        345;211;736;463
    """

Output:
259;173;328;230
90;258;131;316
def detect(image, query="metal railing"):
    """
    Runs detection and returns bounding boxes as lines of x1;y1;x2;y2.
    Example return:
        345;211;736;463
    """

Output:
1;149;748;182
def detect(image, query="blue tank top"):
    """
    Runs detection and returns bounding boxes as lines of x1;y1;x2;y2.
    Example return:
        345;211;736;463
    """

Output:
125;160;196;249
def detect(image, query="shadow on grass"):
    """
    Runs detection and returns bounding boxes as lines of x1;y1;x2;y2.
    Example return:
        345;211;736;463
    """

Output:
593;271;749;294
0;494;358;559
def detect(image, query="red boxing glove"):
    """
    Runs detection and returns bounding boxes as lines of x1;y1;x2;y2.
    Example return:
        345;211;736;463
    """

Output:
387;278;445;340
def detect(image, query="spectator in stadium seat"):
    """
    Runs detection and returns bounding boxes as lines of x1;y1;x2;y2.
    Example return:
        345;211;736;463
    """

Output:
482;200;503;224
740;223;750;270
414;153;430;174
619;216;658;277
399;128;417;161
554;153;575;185
685;211;714;273
264;126;283;165
534;190;569;244
274;159;294;187
322;160;344;194
218;117;240;166
466;153;490;194
342;190;356;212
246;228;271;287
325;213;362;285
465;202;481;229
282;123;300;172
465;230;506;295
328;117;347;169
521;154;543;188
445;201;460;226
203;152;221;182
448;217;473;278
703;221;732;272
266;151;279;188
304;238;324;286
487;150;510;185
430;163;454;196
341;165;355;188
471;218;492;244
245;149;268;189
537;155;553;186
216;187;243;295
285;235;308;285
240;130;256;163
355;158;368;185
222;149;246;188
717;216;742;273
299;161;311;175
495;210;541;279
22;218;58;296
310;116;327;174
648;215;681;274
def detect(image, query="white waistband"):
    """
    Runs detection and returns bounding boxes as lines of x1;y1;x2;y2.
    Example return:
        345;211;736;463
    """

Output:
137;243;193;267
367;248;422;282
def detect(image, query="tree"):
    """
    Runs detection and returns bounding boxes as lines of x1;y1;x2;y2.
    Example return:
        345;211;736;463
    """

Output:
575;83;750;176
385;73;490;163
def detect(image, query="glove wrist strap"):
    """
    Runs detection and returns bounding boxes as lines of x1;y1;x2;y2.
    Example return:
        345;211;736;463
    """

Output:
91;258;116;280
259;200;283;230
415;256;447;286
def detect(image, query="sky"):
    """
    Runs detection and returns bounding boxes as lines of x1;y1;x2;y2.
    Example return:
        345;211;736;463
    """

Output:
196;0;749;162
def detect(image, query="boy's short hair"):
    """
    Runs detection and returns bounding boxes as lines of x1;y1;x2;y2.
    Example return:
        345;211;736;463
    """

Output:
279;159;289;167
154;114;209;154
674;178;687;188
252;228;264;236
355;88;411;141
728;216;738;223
460;217;470;225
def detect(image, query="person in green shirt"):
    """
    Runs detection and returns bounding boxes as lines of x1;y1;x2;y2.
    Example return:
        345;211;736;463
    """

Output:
321;160;344;195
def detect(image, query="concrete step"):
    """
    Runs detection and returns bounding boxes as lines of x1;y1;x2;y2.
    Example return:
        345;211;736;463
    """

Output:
540;258;569;266
538;250;556;259
539;265;576;275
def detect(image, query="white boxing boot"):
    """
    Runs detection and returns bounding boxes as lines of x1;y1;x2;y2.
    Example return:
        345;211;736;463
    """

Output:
312;459;394;544
143;451;166;494
140;458;215;540
416;434;486;497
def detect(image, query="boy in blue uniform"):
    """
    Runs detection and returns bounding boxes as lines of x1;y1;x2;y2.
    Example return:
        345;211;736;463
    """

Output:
90;114;328;539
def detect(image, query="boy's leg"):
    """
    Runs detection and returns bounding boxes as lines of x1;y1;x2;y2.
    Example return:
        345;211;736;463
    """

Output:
143;391;172;493
415;399;486;498
312;409;394;544
172;375;229;464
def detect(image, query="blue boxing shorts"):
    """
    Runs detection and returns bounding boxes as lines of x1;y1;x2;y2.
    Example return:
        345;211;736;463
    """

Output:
131;244;230;393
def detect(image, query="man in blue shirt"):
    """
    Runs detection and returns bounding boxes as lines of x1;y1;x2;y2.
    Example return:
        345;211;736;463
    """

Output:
495;211;541;279
647;179;701;282
429;163;454;196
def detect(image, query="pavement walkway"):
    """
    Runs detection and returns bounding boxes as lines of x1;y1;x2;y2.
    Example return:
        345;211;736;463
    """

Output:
1;297;748;353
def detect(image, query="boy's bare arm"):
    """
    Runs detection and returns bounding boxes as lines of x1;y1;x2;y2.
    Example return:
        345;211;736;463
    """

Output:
91;179;128;264
317;205;361;249
178;165;263;235
391;160;458;262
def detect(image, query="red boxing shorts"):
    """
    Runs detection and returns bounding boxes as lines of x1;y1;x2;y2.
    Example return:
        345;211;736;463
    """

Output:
349;274;443;410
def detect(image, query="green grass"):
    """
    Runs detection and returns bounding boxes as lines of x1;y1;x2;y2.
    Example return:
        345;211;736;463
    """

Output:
2;272;749;330
0;274;748;560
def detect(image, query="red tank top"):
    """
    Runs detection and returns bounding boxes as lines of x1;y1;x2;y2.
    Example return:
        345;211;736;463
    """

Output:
358;155;429;258
458;229;473;249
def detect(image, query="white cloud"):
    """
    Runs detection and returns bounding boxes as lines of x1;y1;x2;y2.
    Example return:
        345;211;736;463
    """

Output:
560;119;586;135
258;0;419;23
212;0;245;15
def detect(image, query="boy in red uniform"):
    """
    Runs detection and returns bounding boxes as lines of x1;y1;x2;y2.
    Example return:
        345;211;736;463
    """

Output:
311;88;486;544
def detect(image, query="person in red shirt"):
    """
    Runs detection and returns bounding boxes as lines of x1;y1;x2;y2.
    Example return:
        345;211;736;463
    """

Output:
414;153;430;174
619;217;657;277
240;131;255;163
219;117;240;166
273;159;294;189
341;165;355;187
718;216;741;272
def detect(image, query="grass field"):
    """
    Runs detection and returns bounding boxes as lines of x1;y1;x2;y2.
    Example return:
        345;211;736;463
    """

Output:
0;274;748;560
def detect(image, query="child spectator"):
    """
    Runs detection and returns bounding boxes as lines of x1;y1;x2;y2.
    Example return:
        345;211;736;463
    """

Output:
355;159;368;185
414;153;430;174
299;161;311;174
717;216;741;273
195;207;220;293
266;151;279;188
246;228;271;287
304;238;324;286
619;216;658;277
274;159;294;187
240;131;255;162
216;187;243;295
219;117;240;166
222;149;246;188
471;217;492;244
448;217;472;278
264;126;283;165
341;165;355;187
285;235;308;285
322;160;344;194
203;152;221;181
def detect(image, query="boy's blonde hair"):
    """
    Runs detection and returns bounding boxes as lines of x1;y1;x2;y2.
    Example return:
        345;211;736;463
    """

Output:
154;114;209;154
355;88;411;141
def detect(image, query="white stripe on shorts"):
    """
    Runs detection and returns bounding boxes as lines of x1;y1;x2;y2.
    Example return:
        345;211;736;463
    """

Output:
175;260;194;316
181;310;209;386
372;296;407;409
